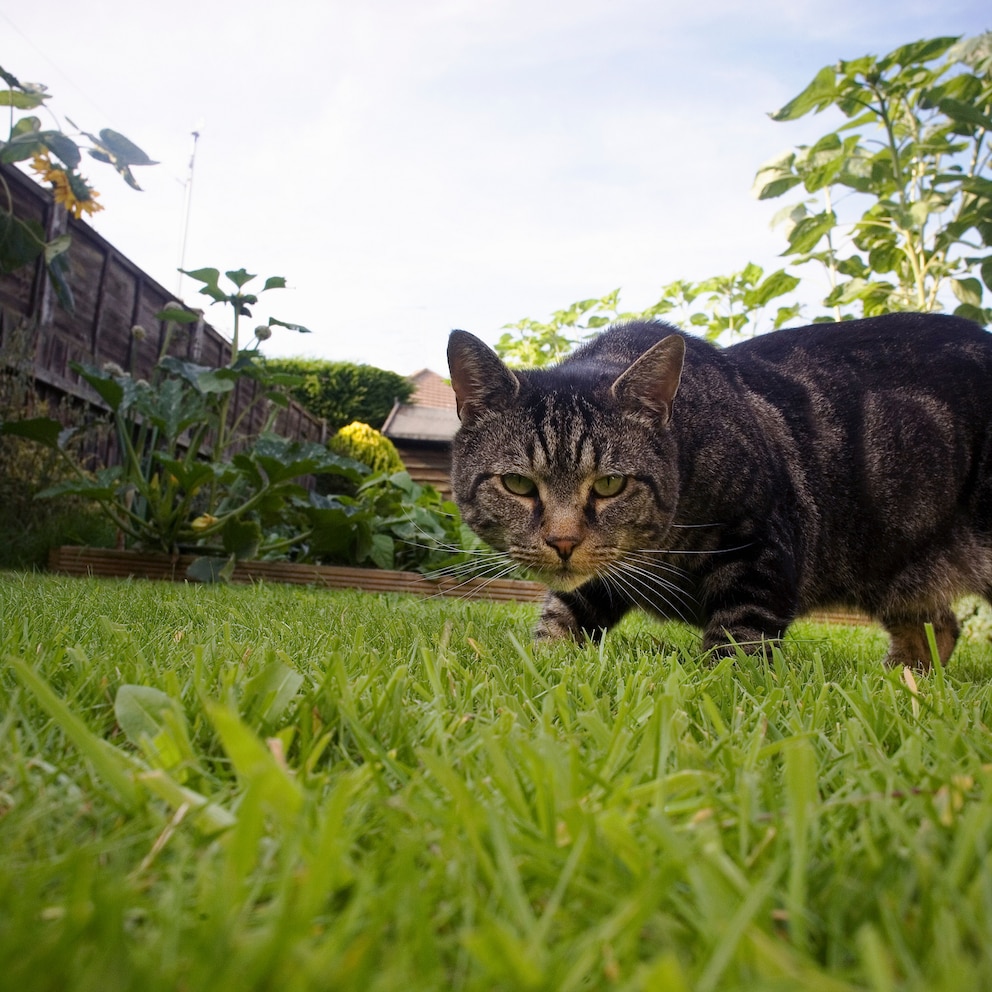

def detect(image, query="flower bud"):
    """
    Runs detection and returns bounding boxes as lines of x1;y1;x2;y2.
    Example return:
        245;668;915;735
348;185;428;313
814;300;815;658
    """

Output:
254;324;272;341
191;513;219;532
131;324;147;341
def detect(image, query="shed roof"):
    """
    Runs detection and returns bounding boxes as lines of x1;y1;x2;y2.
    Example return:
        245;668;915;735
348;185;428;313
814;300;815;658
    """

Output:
382;401;460;443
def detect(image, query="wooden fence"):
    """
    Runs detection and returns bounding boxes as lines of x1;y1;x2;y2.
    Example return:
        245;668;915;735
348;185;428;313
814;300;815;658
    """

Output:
0;163;326;455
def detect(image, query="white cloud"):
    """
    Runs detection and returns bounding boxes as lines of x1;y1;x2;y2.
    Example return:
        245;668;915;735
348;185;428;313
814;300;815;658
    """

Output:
3;0;988;374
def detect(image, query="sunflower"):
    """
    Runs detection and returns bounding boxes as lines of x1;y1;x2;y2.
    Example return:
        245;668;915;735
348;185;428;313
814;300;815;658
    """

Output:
29;151;104;220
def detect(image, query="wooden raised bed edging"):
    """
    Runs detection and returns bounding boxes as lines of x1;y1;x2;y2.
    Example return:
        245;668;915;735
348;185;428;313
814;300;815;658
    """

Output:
47;546;547;604
46;546;872;625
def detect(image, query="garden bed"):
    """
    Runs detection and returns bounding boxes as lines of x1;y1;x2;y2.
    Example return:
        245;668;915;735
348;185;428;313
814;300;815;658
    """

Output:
47;545;872;624
47;545;547;603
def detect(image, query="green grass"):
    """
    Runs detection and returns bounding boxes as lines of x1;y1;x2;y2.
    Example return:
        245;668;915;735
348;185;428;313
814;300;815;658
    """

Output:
2;571;992;991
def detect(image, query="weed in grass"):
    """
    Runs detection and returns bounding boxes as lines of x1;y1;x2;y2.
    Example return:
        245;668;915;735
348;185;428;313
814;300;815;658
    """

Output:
1;572;992;990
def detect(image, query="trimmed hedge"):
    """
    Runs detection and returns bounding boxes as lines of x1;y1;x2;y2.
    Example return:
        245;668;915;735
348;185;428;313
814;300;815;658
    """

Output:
264;358;413;433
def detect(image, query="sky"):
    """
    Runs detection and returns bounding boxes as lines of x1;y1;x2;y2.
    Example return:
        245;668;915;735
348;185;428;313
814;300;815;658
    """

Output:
2;0;989;376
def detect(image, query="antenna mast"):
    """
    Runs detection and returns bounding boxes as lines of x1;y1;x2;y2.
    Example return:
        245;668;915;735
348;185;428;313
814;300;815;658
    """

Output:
175;129;200;300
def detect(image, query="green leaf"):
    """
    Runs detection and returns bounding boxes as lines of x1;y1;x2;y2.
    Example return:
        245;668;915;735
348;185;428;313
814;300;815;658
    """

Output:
71;363;126;412
261;276;287;291
42;234;72;265
889;36;959;67
784;212;836;254
137;770;235;835
951;277;983;307
153;454;217;494
369;532;395;569
241;660;304;729
770;65;837;121
155;306;200;324
952;303;989;324
180;267;228;303
0;416;64;448
186;555;237;583
40;131;81;169
267;316;312;334
0;90;46;109
47;250;75;312
981;257;992;293
114;684;195;778
0;213;45;273
938;97;992;133
96;128;157;167
205;701;303;818
221;516;262;560
225;268;256;288
6;654;140;810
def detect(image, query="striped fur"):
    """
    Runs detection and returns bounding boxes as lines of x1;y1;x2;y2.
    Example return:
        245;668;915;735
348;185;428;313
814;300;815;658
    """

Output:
447;314;992;669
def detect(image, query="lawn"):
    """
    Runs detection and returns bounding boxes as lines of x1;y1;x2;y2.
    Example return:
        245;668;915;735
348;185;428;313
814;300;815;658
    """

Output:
2;571;992;991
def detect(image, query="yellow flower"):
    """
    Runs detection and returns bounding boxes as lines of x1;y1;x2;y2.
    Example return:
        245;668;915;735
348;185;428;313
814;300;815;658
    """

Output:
191;514;219;532
30;151;103;220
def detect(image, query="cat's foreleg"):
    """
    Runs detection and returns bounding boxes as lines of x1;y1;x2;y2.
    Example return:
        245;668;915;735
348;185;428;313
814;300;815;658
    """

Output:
534;582;633;642
881;608;959;671
698;557;798;659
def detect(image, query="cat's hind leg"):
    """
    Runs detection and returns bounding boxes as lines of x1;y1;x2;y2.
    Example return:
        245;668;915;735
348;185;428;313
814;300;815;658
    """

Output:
535;581;633;642
881;607;959;671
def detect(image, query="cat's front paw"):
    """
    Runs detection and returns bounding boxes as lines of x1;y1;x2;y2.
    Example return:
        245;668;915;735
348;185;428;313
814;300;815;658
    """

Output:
534;593;585;642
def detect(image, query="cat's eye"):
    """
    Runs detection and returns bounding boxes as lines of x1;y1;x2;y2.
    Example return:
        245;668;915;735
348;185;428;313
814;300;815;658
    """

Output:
592;474;626;497
501;473;538;497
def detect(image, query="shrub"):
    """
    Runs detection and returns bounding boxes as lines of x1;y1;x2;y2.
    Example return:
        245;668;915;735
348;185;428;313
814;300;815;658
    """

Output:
264;358;413;433
328;421;405;475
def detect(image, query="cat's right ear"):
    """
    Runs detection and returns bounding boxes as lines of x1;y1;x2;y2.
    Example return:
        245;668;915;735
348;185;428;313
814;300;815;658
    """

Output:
447;330;520;423
610;333;686;425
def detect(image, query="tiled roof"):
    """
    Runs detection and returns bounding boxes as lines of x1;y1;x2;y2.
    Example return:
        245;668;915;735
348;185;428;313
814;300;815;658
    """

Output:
408;369;457;410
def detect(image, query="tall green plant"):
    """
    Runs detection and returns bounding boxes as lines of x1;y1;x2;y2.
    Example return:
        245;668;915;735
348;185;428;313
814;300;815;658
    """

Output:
1;62;155;310
495;265;800;368
754;33;992;322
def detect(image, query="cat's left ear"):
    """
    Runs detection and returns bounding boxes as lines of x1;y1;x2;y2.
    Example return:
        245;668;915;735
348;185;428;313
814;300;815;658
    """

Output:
447;330;520;423
611;334;686;425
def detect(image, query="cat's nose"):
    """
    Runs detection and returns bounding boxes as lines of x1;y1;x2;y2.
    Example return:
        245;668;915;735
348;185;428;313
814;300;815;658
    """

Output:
545;535;581;560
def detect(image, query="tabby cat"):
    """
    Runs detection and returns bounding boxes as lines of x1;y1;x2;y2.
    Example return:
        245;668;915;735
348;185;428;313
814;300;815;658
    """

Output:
446;313;992;669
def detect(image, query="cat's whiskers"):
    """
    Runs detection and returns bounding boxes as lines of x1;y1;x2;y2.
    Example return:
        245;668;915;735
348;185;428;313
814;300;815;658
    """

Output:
607;555;697;624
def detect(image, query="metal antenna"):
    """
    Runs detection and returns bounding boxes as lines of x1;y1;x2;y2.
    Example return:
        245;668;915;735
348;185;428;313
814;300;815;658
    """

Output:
175;129;200;300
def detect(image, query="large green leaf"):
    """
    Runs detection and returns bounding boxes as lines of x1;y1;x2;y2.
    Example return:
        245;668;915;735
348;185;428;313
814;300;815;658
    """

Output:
0;416;66;449
770;65;837;122
71;362;128;412
784;212;836;254
241;659;304;730
951;277;983;307
0;213;45;273
97;128;157;166
133;377;207;440
0;89;46;109
267;316;312;334
205;701;302;818
114;684;196;778
221;516;262;559
186;555;237;583
40;131;81;169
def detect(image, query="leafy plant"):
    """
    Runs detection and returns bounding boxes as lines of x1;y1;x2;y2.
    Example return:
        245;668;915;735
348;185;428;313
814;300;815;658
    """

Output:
754;33;992;322
300;470;481;573
0;62;156;310
495;265;801;367
0;270;366;568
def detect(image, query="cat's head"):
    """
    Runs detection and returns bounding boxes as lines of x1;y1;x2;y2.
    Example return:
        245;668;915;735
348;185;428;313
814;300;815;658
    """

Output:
446;329;685;591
